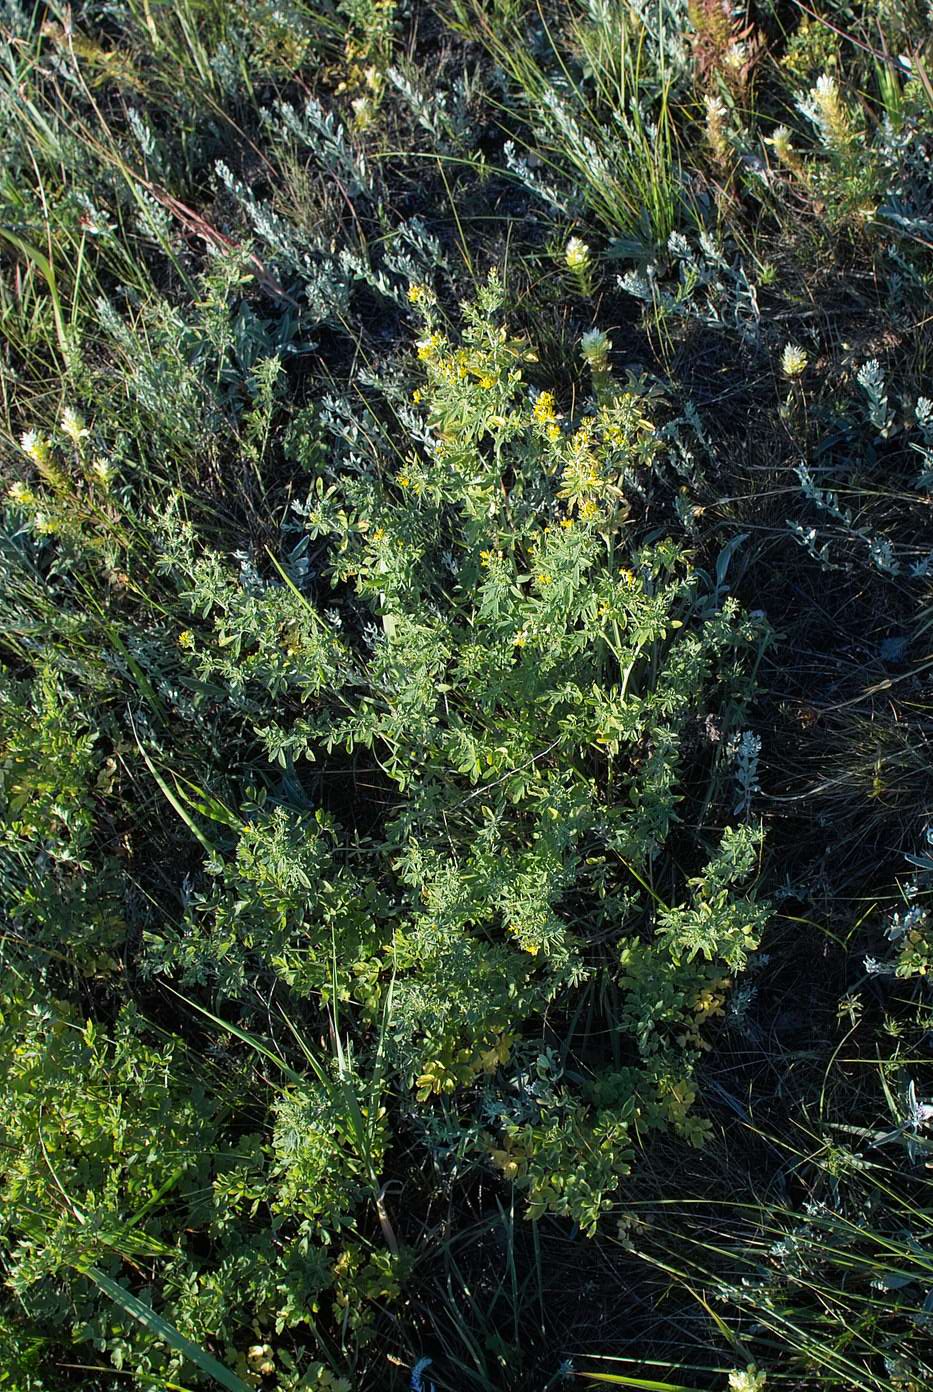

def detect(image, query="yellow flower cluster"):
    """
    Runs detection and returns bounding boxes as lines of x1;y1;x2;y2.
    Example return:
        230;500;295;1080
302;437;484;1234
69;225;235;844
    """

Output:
704;95;729;164
416;333;443;361
556;422;604;516
781;343;808;378
20;429;51;468
811;72;853;149
8;480;35;506
533;390;557;423
768;124;806;179
597;397;655;449
565;236;591;273
61;407;88;445
531;390;562;441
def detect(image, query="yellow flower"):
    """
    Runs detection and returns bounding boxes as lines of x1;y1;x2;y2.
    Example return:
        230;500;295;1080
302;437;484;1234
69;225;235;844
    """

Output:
20;429;51;467
407;283;428;304
565;236;591;273
479;376;495;389
704;94;729;163
61;407;88;445
416;333;442;361
479;549;492;566
728;1366;767;1392
781;343;808;378
411;388;422;403
178;629;194;649
560;517;574;529
769;125;794;163
533;391;557;424
8;480;35;507
398;473;410;489
536;572;552;586
811;72;852;149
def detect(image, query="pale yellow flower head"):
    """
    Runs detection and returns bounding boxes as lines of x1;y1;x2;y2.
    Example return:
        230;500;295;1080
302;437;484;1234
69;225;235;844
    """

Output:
580;328;611;368
20;429;51;467
728;1367;767;1392
565;237;591;273
781;343;808;378
61;407;88;445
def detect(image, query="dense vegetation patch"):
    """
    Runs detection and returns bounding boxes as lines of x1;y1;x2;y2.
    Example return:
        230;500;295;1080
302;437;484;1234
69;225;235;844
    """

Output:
1;2;932;1390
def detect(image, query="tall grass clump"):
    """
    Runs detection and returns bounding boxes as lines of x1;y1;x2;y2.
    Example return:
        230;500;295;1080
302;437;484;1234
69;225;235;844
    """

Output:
448;0;686;251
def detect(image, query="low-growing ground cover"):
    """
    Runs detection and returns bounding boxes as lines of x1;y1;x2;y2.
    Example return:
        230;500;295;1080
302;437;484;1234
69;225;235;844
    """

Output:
0;1;932;1389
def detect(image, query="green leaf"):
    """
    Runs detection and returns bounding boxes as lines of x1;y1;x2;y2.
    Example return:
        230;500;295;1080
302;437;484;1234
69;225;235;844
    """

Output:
81;1266;252;1392
582;1374;706;1391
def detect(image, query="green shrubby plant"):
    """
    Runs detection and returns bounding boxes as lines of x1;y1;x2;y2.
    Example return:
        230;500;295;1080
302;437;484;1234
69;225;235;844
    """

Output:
270;274;767;1228
763;56;933;234
786;353;933;581
0;663;125;972
0;267;771;1379
0;952;391;1381
619;228;765;341
861;828;933;983
0;993;222;1383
